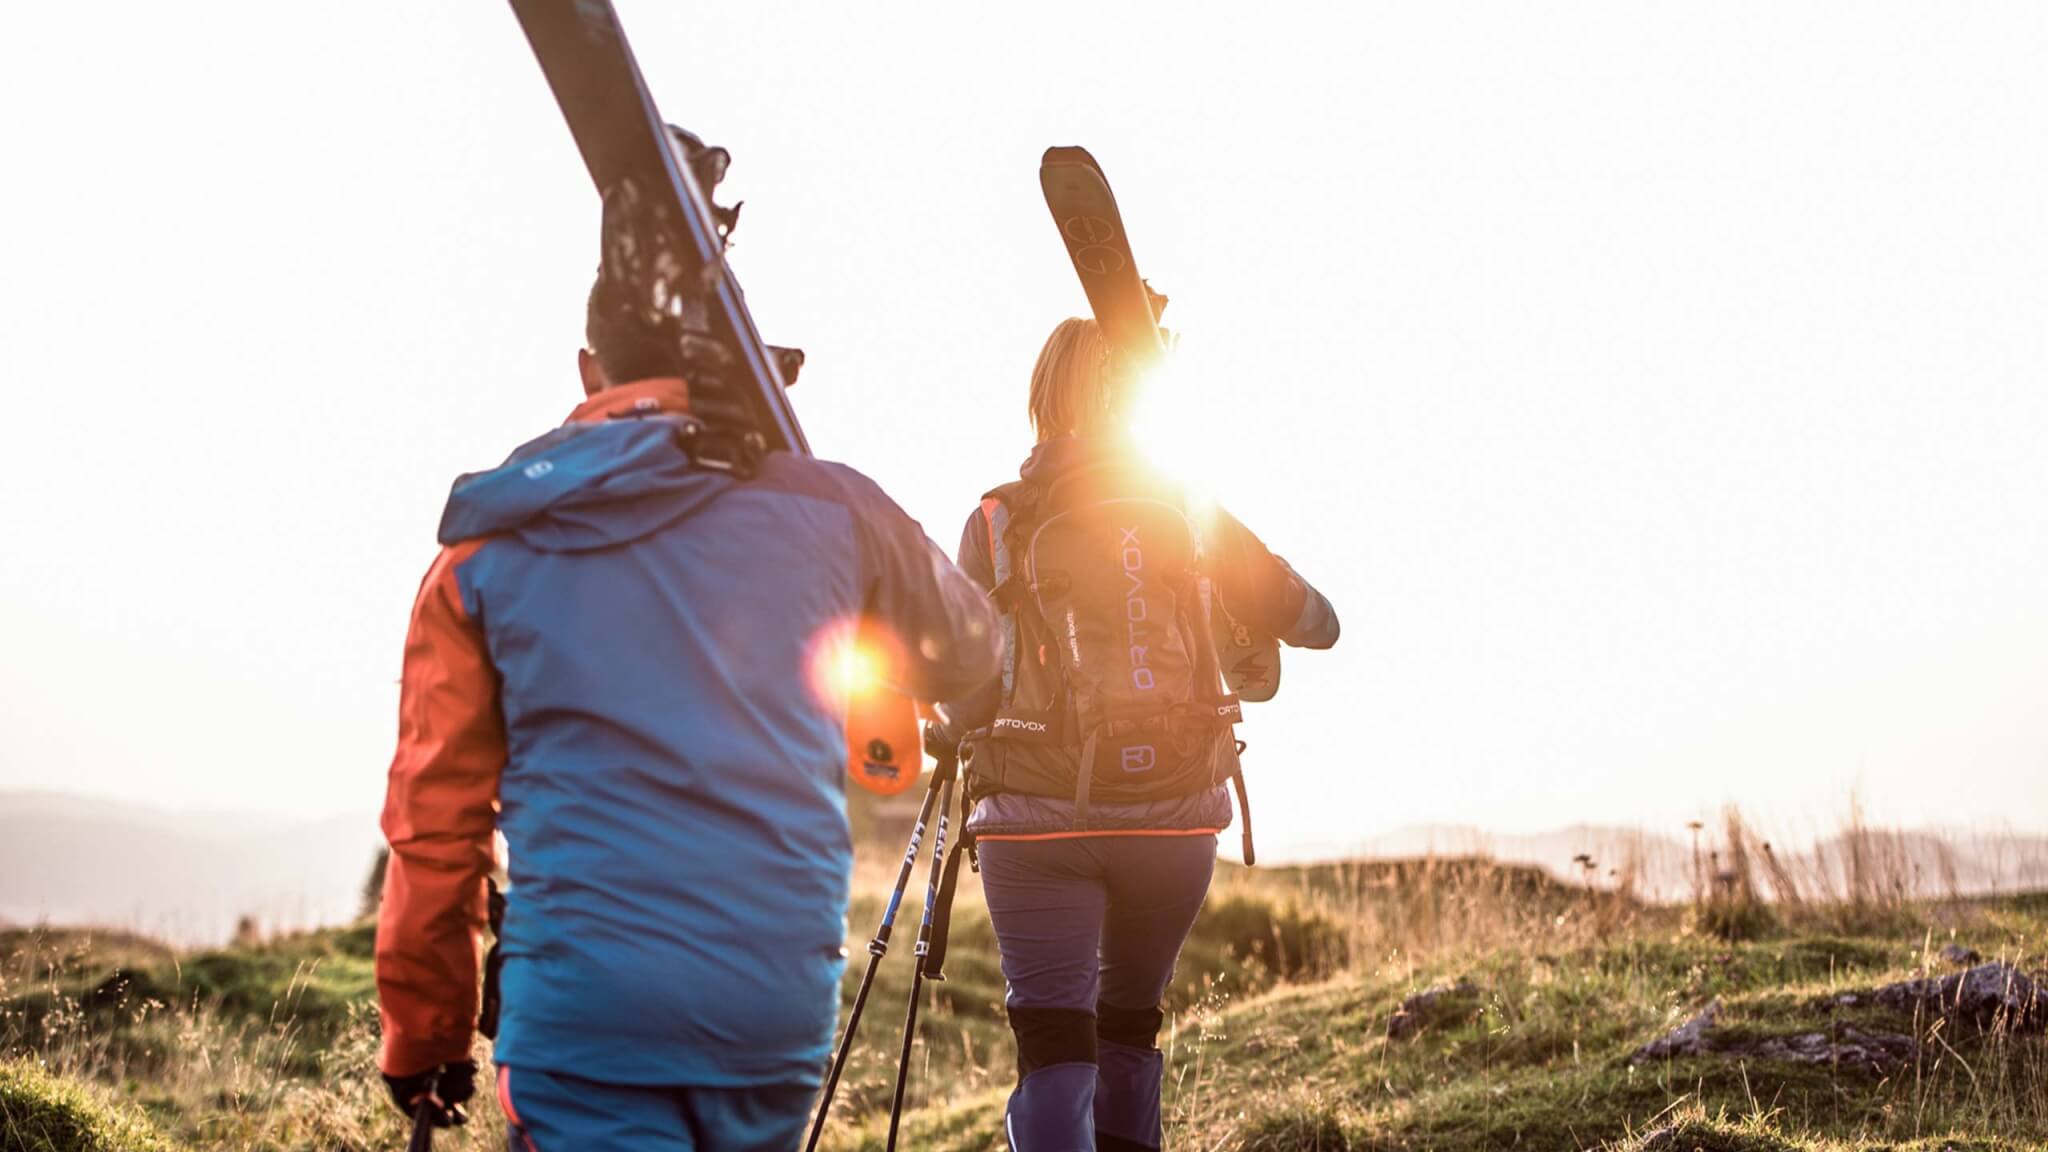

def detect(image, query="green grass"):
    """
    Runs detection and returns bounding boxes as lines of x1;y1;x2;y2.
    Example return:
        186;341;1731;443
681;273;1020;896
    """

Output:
0;1059;183;1152
818;867;2047;1151
2;921;377;1081
4;858;2044;1152
2;922;470;1151
1153;929;2045;1150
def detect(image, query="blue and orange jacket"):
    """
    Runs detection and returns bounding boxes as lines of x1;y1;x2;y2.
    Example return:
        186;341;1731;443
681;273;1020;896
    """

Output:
950;435;1340;839
375;379;1000;1087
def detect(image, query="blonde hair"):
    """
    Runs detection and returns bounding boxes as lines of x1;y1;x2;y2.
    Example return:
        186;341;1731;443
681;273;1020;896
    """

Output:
1027;317;1124;443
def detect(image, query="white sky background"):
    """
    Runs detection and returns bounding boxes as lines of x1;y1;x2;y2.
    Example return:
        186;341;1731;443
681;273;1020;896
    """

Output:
1;2;2043;853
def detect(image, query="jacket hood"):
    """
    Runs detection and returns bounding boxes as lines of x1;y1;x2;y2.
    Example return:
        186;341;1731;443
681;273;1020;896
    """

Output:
1017;434;1175;495
437;381;734;553
1018;434;1127;485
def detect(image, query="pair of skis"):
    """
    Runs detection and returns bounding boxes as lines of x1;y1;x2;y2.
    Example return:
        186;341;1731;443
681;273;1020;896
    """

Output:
1039;149;1284;703
418;1;1278;1147
404;2;922;1148
506;0;923;803
511;0;1277;723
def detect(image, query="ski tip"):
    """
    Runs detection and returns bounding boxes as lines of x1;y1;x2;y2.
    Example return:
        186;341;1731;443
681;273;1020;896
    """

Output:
1040;145;1099;170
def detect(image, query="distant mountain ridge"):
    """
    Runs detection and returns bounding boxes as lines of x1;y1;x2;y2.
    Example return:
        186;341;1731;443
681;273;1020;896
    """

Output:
1270;821;2048;903
6;792;2045;947
0;791;381;947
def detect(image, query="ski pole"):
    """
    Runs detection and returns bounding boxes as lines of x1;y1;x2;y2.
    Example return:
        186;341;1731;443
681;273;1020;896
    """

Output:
805;747;956;1152
885;762;956;1152
406;1097;438;1152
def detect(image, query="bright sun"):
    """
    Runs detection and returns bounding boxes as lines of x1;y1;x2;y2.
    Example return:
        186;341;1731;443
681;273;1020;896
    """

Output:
1125;349;1225;502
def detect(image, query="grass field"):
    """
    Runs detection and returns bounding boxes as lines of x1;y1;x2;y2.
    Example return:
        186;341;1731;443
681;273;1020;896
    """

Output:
3;831;2042;1151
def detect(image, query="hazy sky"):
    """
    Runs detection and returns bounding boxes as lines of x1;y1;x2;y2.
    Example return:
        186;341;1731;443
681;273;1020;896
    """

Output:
1;2;2043;854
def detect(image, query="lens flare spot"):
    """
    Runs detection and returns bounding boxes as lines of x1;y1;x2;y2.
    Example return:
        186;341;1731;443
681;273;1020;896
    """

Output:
811;617;925;797
808;617;904;708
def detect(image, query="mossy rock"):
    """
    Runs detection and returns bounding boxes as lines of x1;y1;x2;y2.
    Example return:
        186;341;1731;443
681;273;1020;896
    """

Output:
0;1061;183;1152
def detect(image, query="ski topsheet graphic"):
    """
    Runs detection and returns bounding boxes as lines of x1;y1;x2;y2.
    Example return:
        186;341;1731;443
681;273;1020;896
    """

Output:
508;0;919;791
1039;146;1169;378
1038;146;1282;703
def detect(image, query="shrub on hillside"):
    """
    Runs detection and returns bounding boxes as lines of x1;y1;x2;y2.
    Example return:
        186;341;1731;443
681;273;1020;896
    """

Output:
1185;892;1350;991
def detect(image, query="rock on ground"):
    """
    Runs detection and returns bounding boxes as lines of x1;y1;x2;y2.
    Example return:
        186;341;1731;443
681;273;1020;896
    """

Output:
1866;961;2042;1031
1630;999;1721;1061
1386;979;1479;1040
1629;999;1914;1072
1630;961;2043;1071
1937;942;1982;966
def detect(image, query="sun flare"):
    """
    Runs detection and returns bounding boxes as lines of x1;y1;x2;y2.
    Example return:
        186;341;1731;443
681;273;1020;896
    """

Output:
1125;348;1224;503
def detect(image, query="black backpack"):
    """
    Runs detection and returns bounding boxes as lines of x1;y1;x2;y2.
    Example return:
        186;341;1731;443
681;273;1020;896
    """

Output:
970;463;1255;862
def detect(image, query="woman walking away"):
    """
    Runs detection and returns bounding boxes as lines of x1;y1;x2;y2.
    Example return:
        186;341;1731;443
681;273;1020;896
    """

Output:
946;317;1340;1151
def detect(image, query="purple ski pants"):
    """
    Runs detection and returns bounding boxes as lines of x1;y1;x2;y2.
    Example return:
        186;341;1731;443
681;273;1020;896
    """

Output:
977;833;1216;1152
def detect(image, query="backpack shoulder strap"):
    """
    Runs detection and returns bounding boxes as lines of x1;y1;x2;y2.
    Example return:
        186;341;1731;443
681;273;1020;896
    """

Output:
970;491;1011;688
978;482;1034;699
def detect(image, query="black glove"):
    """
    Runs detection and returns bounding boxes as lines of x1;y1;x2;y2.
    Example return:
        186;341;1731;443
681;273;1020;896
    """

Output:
384;1060;476;1128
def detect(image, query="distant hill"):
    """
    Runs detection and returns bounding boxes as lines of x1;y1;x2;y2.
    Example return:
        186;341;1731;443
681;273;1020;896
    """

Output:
0;791;381;947
7;791;2045;946
1279;823;1693;894
1275;821;2048;902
